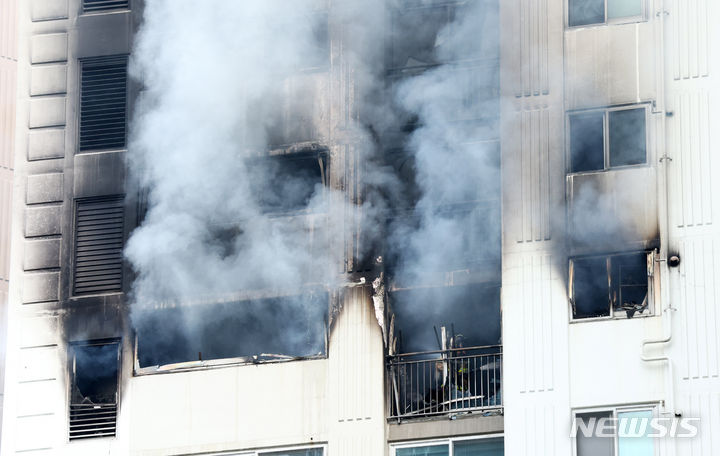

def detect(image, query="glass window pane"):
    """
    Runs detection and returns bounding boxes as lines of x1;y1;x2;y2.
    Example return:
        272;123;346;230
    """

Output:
576;411;614;456
396;445;449;456
572;256;611;319
570;112;605;173
618;410;654;456
608;0;643;19
569;0;605;27
609;108;646;167
454;437;504;456
260;449;323;456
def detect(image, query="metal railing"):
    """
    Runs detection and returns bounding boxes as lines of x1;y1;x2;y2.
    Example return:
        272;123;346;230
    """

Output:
387;345;502;421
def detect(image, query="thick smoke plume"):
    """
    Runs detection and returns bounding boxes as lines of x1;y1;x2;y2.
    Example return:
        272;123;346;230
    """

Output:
126;0;504;362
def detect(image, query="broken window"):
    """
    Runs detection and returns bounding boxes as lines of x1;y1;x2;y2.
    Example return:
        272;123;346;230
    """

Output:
393;437;504;456
253;150;328;214
568;106;647;174
135;292;328;370
390;284;501;353
575;407;655;456
79;55;128;151
69;339;120;440
568;0;644;27
569;251;654;320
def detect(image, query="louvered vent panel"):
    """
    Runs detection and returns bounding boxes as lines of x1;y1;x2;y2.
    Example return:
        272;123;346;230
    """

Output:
74;196;124;295
83;0;129;12
80;56;127;151
69;404;117;440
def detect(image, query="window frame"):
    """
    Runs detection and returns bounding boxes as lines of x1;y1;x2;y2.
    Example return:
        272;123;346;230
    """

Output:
390;434;504;456
67;338;122;442
566;104;650;176
208;444;327;456
572;404;659;456
566;0;647;29
568;250;656;322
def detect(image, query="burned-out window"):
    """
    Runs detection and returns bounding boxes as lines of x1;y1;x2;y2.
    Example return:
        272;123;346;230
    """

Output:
69;340;120;440
83;0;129;13
390;284;501;353
79;56;128;152
390;0;498;71
568;0;644;27
254;151;328;214
568;106;647;174
135;292;328;369
570;251;654;320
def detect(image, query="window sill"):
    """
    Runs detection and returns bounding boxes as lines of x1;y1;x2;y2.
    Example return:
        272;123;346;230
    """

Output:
133;353;327;376
569;312;658;324
566;16;648;30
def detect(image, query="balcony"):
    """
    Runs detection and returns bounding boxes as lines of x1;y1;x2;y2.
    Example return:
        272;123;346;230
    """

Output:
387;345;502;421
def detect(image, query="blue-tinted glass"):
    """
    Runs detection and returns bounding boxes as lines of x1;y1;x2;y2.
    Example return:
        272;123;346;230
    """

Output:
618;410;654;456
569;0;605;26
608;0;643;19
396;445;449;456
454;437;504;455
570;112;605;173
609;108;646;167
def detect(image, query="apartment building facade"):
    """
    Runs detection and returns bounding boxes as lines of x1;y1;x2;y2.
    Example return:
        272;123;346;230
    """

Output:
0;0;718;455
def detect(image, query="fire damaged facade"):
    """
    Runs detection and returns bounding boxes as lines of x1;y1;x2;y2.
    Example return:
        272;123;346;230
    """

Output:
0;0;719;456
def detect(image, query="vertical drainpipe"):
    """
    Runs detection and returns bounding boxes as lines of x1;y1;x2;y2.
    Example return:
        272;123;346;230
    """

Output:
641;2;677;455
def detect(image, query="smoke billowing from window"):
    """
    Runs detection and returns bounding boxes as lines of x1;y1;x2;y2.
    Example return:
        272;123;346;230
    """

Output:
126;0;503;363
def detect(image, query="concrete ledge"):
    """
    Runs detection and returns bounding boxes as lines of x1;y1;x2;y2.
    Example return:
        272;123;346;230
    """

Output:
387;413;504;442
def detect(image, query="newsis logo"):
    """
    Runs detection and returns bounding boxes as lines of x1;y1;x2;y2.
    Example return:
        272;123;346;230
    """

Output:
571;416;700;439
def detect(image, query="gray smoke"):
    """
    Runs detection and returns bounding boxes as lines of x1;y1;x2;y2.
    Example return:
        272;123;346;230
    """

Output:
126;0;504;363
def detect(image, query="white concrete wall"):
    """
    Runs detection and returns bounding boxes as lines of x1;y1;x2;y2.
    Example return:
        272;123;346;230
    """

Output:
0;0;18;447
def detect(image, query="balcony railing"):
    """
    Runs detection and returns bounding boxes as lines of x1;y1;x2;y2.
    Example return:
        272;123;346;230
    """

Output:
387;345;502;421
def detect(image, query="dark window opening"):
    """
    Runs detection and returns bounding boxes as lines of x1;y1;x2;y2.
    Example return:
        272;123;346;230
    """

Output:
69;340;120;440
569;107;647;173
609;108;646;167
79;56;128;152
135;292;328;369
390;0;498;71
570;111;604;173
253;151;328;215
74;196;125;295
390;284;501;354
83;0;129;13
570;251;651;320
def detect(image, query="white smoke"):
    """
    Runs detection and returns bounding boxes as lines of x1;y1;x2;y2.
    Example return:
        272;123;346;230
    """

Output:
126;0;504;361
